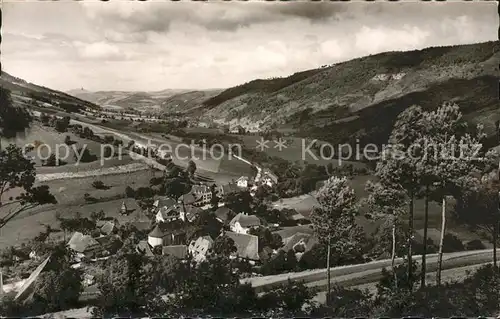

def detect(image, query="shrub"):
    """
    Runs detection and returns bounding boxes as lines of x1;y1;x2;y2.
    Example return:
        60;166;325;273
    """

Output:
125;186;136;198
443;233;465;253
465;239;486;250
311;286;373;317
92;180;109;190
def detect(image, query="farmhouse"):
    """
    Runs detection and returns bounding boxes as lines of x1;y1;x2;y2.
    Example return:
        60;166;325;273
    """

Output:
279;232;318;257
67;232;101;258
219;183;240;197
180;205;203;223
224;231;259;261
156;205;185;223
153;196;177;210
147;221;188;248
214;206;235;224
229;213;261;234
97;220;116;236
178;192;197;206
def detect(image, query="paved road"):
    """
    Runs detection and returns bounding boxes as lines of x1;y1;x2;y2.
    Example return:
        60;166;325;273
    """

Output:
242;249;500;292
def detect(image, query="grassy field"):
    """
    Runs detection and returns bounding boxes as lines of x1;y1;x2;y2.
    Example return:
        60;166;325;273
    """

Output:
235;134;367;169
0;169;153;249
3;123;137;170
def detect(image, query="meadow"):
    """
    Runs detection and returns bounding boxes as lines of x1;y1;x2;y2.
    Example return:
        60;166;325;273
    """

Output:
0;170;152;249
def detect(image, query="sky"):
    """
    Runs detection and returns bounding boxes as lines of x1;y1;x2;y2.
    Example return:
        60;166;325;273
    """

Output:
2;0;497;92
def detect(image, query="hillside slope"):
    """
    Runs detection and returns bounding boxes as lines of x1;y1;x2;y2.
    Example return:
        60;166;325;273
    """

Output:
1;71;98;112
201;41;500;146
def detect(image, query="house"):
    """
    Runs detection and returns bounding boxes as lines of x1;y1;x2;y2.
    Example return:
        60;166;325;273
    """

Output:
261;169;278;187
214;206;235;224
189;185;213;206
178;192;197;206
229;213;261;234
219;183;240;197
230;125;245;134
97;220;116;236
273;225;314;244
162;245;188;259
156;206;185;223
224;231;259;261
278;232;318;261
67;232;102;258
148;221;188;248
94;235;123;255
153;197;177;210
130;221;153;232
181;205;203;223
236;176;250;188
188;236;214;263
136;240;154;257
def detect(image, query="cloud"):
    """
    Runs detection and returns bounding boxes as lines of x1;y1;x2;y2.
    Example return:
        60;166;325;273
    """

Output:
75;41;125;60
80;1;352;34
2;1;496;92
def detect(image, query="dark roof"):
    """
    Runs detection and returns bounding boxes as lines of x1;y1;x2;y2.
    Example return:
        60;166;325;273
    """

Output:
162;245;188;259
154;197;177;208
230;213;261;228
273;225;314;241
224;231;259;260
148;225;165;238
220;183;240;195
214;206;234;222
136;240;154;257
179;193;197;205
94;235;121;248
130;221;152;231
183;205;203;222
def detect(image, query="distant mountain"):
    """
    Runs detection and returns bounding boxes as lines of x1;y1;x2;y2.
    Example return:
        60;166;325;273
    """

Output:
67;88;223;114
199;41;500;146
1;71;99;112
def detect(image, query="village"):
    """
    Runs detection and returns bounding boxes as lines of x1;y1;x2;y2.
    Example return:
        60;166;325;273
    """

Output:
0;153;323;306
